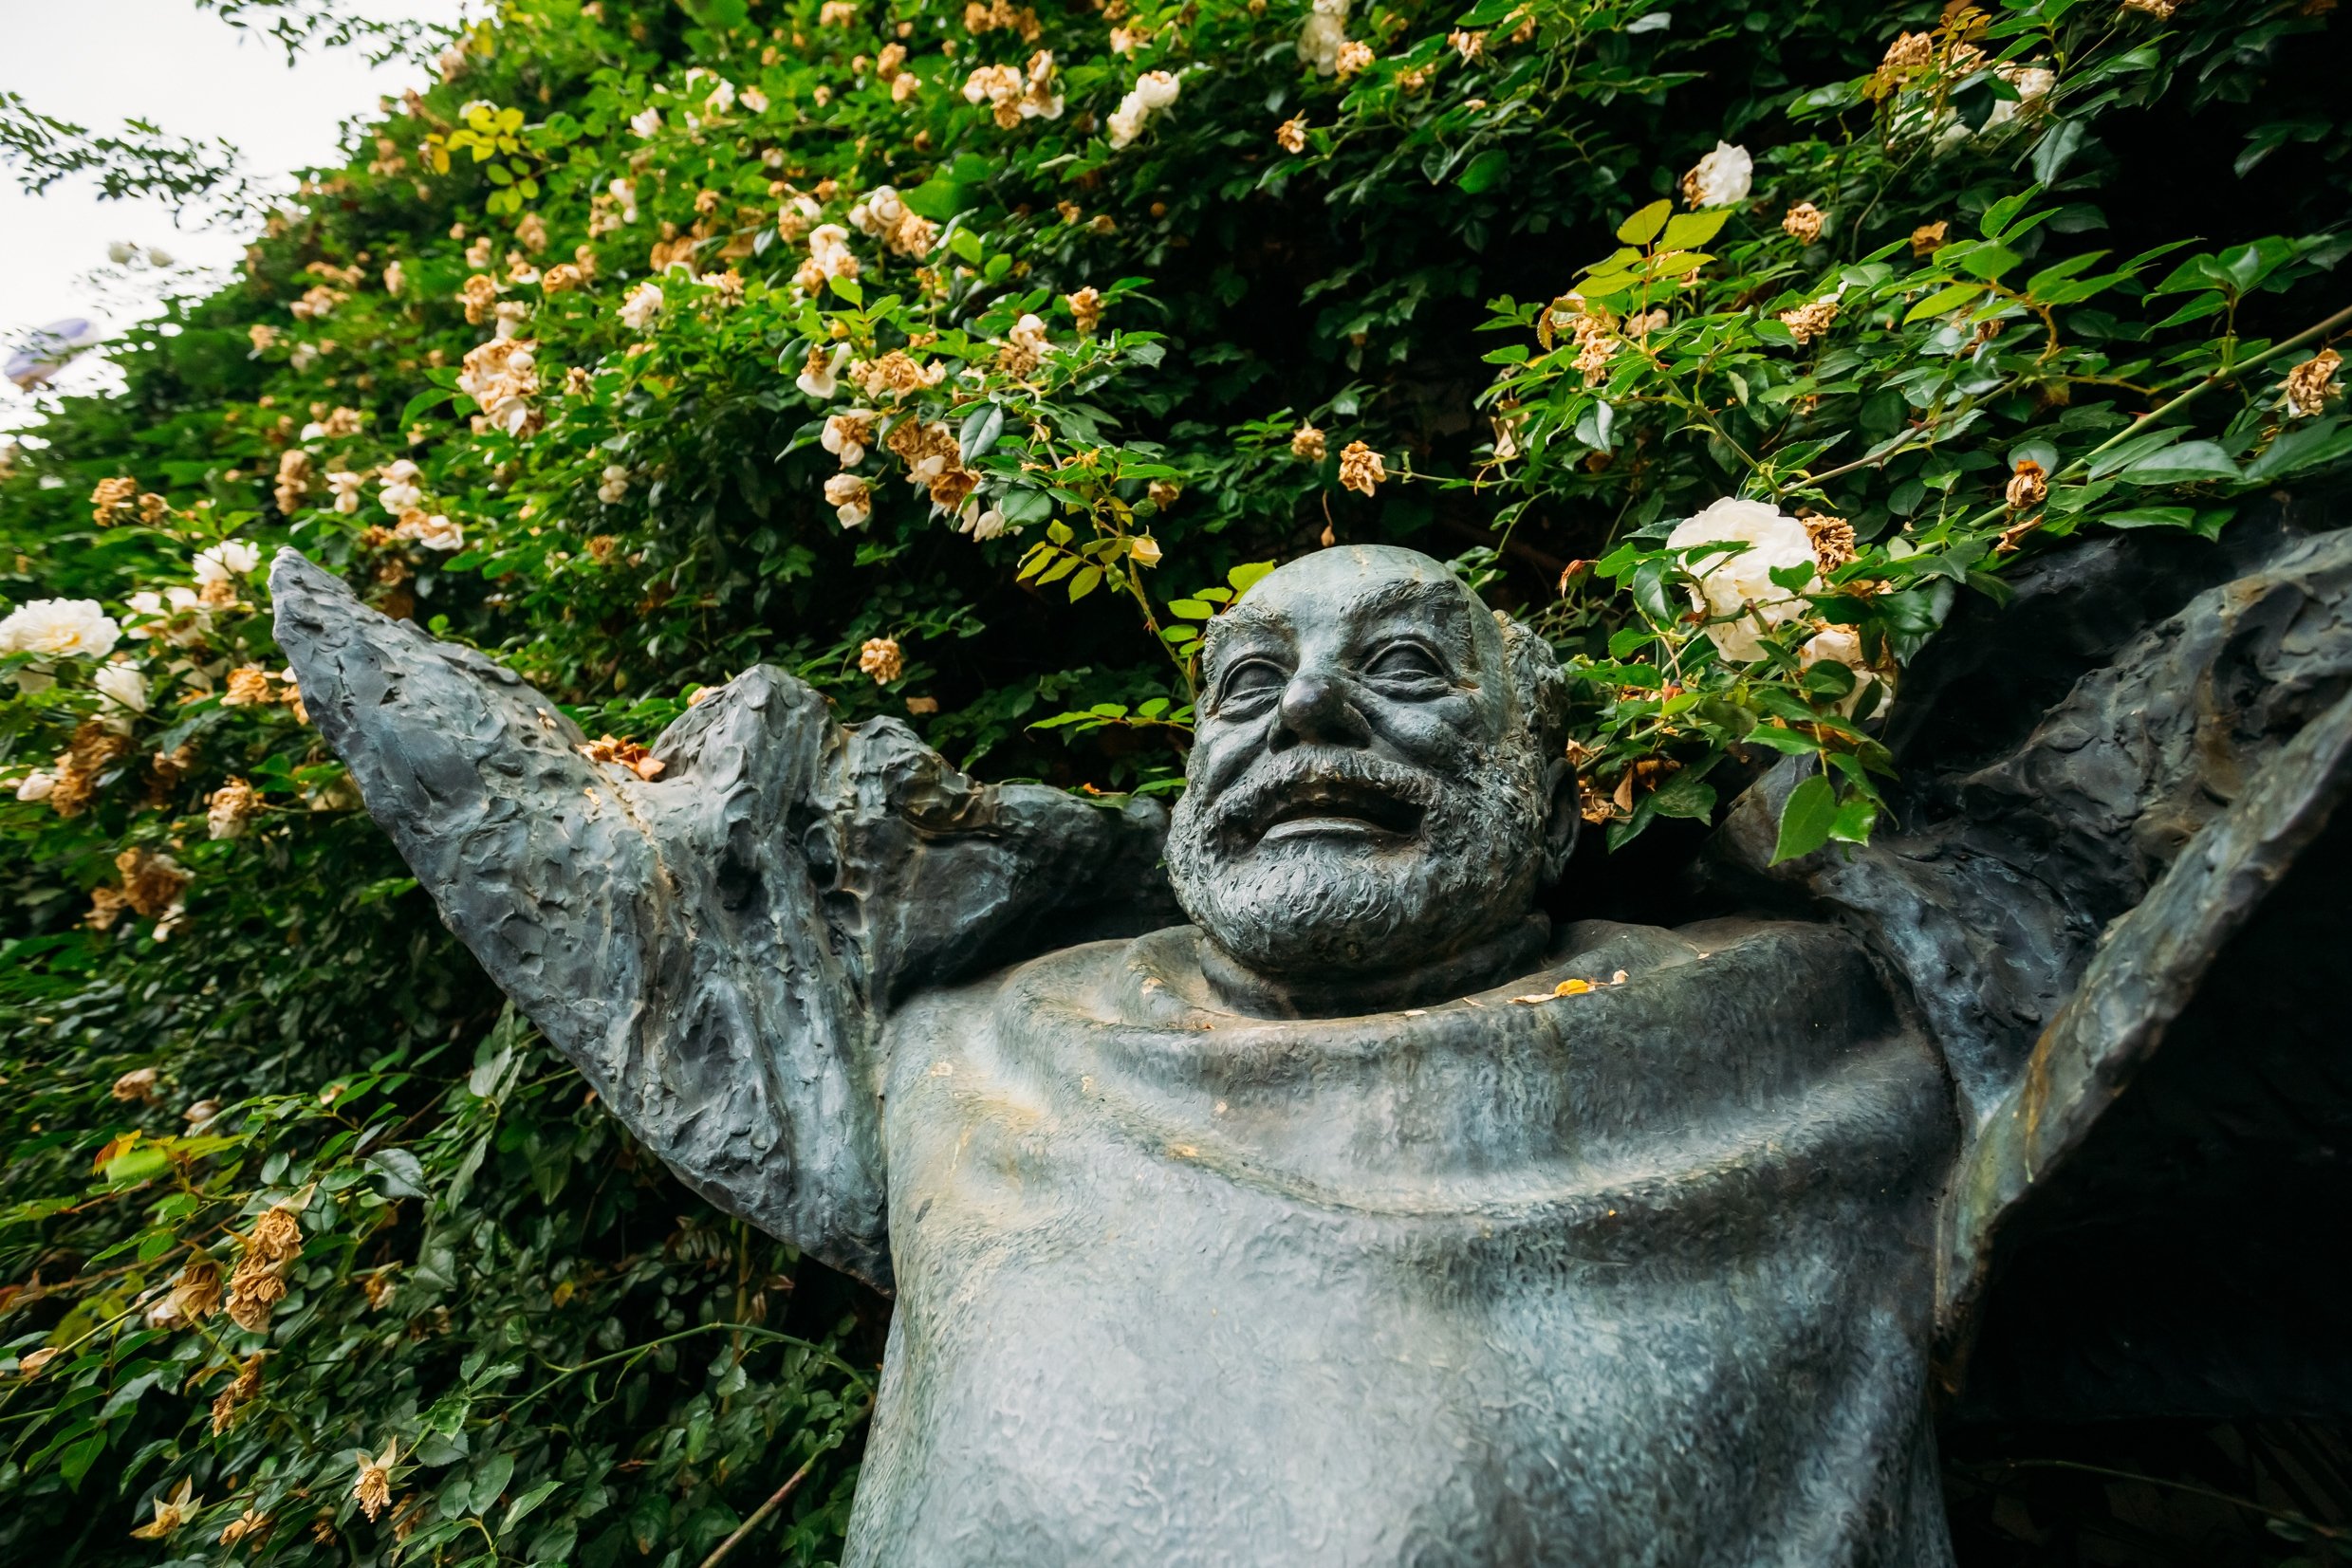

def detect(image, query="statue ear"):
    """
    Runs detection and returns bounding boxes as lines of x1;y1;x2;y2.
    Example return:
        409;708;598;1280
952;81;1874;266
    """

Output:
1541;751;1580;882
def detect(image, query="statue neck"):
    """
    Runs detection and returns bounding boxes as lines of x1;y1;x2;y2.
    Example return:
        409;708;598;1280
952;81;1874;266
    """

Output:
1196;913;1553;1021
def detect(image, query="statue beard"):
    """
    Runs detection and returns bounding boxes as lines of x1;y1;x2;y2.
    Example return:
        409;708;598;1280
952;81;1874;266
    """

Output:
1165;736;1551;982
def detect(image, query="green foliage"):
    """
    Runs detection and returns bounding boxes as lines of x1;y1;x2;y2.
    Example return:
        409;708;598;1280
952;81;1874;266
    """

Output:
0;0;2346;1562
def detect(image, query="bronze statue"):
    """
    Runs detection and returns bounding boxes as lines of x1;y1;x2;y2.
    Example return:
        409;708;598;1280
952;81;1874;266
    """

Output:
272;515;2352;1566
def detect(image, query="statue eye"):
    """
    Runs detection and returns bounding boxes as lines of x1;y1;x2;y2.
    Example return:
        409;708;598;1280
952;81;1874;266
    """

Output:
1220;659;1287;707
1364;643;1446;685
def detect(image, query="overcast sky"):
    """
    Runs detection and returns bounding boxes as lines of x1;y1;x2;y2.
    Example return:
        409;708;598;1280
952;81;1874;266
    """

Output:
1;0;468;426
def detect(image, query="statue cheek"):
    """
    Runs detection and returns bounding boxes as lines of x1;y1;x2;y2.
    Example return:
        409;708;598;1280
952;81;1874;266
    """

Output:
1366;696;1491;769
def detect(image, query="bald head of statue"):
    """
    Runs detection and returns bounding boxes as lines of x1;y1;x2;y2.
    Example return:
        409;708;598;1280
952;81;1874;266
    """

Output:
1164;546;1578;1016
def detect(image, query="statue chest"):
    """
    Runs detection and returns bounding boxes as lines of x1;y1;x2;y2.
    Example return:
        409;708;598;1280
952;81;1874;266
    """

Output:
848;920;1958;1568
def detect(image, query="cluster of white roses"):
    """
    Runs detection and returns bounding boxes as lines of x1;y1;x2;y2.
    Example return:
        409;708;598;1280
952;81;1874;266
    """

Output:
1665;498;1888;716
1105;69;1182;151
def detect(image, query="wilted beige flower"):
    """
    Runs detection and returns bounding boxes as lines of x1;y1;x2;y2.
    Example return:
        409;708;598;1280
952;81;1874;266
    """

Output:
354;1440;398;1522
2006;457;2049;510
1667;497;1819;662
219;1507;270;1547
112;1066;160;1102
1335;39;1374;76
514;212;548;253
248;1206;304;1268
90;475;139;526
824;473;873;528
274;449;313;513
2121;0;2176;15
131;1477;201;1540
17;1346;60;1378
169;1255;225;1323
1275;116;1307;154
1337;441;1385;495
458;273;499;324
1877;29;1935;88
1782;202;1824;244
211;1352;264;1433
860;637;904;683
248;323;278;354
579;734;665;780
1066;286;1103;334
221;666;275;707
1910;221;1949;257
208;777;258;840
822;411;876;467
1291;423;1327;462
1802;513;1858;572
2284;348;2343;417
1449;28;1485;61
1778;295;1840;345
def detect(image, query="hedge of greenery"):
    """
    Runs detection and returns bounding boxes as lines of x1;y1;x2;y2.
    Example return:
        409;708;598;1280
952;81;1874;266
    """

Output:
2;0;2346;1562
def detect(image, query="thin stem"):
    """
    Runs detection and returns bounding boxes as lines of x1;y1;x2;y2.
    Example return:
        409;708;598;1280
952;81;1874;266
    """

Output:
1985;1459;2347;1540
694;1393;876;1568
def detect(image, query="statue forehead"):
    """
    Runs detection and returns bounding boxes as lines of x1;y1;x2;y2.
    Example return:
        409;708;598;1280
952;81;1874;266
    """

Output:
1212;546;1484;655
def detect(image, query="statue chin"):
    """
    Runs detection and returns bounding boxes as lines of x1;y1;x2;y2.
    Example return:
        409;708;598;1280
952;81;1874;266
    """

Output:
1167;755;1554;1007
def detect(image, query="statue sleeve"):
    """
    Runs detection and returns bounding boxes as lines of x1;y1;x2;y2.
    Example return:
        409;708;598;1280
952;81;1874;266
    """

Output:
1702;507;2352;1419
271;551;1171;1291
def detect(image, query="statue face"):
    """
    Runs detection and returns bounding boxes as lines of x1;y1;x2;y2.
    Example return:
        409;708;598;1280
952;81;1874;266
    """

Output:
1166;546;1564;983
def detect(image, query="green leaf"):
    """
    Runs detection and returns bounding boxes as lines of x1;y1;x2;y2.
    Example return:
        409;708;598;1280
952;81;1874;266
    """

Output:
502;1480;564;1537
1229;561;1277;596
1828;797;1879;844
1904;283;1982;324
1659;209;1732;250
1068;565;1102;601
471;1450;517;1515
1616;199;1672;246
2245;418;2352;483
2099;506;2196;530
400;386;459;426
1456;148;1510;194
1769;775;1838;865
2118;439;2240;486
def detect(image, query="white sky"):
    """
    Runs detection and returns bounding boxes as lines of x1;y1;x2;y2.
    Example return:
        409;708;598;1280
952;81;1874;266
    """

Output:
1;0;469;427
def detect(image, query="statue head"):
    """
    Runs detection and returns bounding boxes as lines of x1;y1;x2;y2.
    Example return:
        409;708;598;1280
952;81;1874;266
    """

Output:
1165;545;1575;1008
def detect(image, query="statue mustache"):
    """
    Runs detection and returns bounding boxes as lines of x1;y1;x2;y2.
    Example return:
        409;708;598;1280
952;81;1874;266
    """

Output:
1206;749;1443;847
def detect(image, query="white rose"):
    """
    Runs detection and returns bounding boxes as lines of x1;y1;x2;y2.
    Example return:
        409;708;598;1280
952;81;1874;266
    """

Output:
1299;9;1347;74
598;465;631;504
619;282;665;331
1665;497;1817;662
15;768;57;802
0;598;122;659
1798;625;1891;717
1106;99;1147;150
630;107;662;138
95;661;149;716
1683;141;1753;208
194;540;260;586
1134;70;1182;111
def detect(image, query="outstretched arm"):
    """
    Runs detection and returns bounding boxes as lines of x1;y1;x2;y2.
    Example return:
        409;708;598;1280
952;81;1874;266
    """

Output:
271;550;1172;1290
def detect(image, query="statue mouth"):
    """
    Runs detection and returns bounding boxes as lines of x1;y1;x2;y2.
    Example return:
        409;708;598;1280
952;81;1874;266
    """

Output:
1239;776;1427;848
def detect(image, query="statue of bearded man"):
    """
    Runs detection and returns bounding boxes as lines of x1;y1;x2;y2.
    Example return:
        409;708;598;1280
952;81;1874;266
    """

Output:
274;544;1957;1566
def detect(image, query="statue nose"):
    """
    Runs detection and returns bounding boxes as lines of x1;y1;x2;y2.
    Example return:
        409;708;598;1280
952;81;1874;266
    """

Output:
1274;671;1371;749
